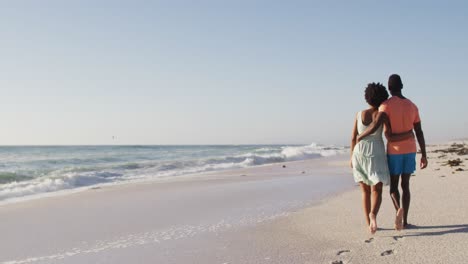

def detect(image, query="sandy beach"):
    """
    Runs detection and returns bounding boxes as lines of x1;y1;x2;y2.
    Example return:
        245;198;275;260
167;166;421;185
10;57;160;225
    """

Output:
1;143;467;263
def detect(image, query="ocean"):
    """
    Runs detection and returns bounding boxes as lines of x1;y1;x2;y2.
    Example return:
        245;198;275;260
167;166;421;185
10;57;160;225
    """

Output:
0;143;346;203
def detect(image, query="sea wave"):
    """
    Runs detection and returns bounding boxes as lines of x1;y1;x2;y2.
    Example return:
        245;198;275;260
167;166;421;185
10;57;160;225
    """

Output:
0;144;346;202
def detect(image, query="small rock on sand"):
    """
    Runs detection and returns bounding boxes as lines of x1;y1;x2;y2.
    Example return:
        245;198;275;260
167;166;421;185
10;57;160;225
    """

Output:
443;158;463;167
432;143;468;155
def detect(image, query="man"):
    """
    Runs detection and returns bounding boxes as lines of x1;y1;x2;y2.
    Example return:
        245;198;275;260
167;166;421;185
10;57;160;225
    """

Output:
380;74;428;230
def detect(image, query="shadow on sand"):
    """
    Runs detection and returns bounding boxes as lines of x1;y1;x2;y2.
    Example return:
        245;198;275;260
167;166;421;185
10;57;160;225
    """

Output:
400;224;468;237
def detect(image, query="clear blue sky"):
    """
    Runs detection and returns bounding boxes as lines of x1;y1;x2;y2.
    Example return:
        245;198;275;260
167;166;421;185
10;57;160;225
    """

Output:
1;1;467;145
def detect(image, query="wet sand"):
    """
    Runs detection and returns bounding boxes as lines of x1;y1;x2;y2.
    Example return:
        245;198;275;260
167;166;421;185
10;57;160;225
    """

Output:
0;155;351;264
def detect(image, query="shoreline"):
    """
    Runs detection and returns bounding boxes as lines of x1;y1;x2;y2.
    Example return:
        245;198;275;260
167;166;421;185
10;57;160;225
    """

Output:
0;154;351;210
0;152;348;207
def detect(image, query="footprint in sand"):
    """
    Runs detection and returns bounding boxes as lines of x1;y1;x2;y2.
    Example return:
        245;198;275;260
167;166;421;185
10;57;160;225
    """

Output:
393;235;404;241
336;250;350;256
381;249;394;256
364;238;374;243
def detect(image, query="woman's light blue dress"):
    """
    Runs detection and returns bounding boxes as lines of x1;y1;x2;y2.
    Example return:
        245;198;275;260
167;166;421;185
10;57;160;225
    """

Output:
352;111;390;186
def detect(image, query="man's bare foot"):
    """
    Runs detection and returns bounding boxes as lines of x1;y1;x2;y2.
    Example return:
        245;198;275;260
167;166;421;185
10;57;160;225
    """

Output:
395;208;404;231
369;213;377;234
403;222;412;229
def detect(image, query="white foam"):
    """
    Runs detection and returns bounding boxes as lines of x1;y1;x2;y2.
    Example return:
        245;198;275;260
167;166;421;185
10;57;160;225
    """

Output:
0;172;113;202
0;144;347;203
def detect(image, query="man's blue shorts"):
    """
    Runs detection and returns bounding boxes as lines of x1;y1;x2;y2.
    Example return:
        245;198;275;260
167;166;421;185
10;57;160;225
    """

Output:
387;153;416;176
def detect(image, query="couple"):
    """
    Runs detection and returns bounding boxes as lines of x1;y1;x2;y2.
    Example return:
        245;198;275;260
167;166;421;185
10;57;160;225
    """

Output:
350;74;427;234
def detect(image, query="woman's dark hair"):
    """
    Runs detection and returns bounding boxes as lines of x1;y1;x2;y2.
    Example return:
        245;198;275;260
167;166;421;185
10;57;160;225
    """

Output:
365;82;389;107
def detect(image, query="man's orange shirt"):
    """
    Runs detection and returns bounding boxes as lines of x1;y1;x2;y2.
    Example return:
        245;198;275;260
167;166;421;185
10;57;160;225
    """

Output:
379;96;420;155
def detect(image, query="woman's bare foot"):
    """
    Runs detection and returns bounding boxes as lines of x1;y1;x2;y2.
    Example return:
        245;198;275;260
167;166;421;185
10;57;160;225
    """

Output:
369;213;377;234
395;208;404;231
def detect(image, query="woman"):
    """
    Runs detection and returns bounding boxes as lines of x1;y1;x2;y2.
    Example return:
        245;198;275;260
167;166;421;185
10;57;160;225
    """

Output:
350;83;413;234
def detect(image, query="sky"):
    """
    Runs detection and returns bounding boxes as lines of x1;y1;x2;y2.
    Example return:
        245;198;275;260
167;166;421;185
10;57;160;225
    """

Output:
1;1;467;145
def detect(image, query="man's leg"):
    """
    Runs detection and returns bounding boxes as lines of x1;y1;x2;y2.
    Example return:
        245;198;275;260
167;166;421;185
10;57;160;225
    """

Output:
388;154;404;230
401;173;411;226
390;175;404;230
389;175;400;210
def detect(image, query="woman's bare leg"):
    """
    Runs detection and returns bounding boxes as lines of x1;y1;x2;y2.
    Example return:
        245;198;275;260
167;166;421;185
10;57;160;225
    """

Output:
371;182;383;215
369;182;383;234
359;182;371;226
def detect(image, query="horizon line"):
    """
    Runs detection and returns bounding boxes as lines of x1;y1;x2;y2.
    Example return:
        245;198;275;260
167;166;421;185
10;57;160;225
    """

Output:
0;143;318;147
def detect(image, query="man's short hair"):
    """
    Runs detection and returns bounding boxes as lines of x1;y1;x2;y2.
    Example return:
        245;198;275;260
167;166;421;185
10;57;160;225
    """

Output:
388;74;403;92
